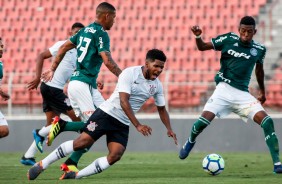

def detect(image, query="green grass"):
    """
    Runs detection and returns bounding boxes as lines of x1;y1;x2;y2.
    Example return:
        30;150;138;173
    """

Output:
0;152;281;184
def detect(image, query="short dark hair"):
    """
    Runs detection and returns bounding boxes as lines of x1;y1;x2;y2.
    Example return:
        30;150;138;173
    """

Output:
146;49;167;62
240;16;256;27
96;2;116;15
71;22;85;30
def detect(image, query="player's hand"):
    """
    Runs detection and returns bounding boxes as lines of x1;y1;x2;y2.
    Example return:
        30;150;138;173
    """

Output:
41;69;54;83
0;90;10;101
97;80;104;90
136;124;152;136
191;25;202;36
27;78;40;90
167;129;178;145
257;93;266;105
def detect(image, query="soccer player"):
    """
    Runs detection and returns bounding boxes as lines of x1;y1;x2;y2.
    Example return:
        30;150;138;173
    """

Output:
27;49;178;180
40;2;122;172
20;22;85;166
179;16;282;173
0;38;10;138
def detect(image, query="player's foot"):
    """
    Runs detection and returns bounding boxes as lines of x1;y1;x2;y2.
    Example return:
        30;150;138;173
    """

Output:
33;129;44;153
47;116;63;146
273;165;282;173
20;156;36;166
61;163;79;172
179;139;195;160
27;161;44;180
59;171;77;180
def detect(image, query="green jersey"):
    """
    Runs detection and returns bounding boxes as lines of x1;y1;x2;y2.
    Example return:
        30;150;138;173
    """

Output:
69;22;110;88
0;61;3;81
211;32;266;92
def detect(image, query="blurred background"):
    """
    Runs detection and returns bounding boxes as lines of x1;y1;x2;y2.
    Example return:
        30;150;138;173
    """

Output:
0;0;281;116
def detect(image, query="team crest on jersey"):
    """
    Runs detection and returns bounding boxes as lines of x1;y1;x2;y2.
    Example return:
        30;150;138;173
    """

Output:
250;48;258;56
149;85;156;95
87;121;98;132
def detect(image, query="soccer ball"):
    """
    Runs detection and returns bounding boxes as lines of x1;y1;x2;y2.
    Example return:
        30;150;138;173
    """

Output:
202;153;224;175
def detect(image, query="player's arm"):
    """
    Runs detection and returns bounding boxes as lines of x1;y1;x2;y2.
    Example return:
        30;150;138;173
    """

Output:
157;106;178;145
41;40;75;82
27;50;52;90
191;26;214;51
119;92;152;136
0;88;9;101
255;63;266;104
100;51;122;77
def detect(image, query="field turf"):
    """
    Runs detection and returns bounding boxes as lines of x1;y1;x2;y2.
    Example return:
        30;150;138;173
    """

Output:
0;152;281;184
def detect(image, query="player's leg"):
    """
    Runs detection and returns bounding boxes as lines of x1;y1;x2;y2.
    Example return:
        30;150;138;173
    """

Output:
0;111;9;138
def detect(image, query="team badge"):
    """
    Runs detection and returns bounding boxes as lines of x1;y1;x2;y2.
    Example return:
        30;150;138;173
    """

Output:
149;85;156;95
250;48;258;56
87;121;98;132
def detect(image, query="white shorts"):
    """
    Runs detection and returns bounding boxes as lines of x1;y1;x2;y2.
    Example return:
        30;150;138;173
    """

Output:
203;82;265;122
68;80;105;122
0;111;8;126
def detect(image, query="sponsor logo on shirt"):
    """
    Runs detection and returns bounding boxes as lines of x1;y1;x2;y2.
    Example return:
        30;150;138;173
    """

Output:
252;44;264;50
217;72;231;83
230;35;239;40
99;37;103;49
215;36;227;43
84;27;96;34
227;49;250;59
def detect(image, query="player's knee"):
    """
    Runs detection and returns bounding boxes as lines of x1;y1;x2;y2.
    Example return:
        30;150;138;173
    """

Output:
0;126;9;138
73;136;93;151
107;153;122;165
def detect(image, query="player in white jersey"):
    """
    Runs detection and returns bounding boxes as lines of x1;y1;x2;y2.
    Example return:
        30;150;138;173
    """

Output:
0;38;10;138
27;49;178;180
20;23;85;166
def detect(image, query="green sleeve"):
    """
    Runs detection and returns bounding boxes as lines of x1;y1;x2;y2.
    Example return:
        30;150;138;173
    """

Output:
69;29;83;46
0;62;3;80
211;32;231;51
96;31;110;53
258;47;266;64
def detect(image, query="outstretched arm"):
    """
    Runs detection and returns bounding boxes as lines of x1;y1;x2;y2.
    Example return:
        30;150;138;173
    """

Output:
119;92;152;136
191;26;214;51
0;88;9;101
100;51;122;77
41;40;76;82
27;50;52;90
157;106;178;145
255;63;266;104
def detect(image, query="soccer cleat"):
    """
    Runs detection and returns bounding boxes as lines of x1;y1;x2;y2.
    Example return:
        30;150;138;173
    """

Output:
273;165;282;174
179;139;195;160
33;129;45;153
61;163;79;172
47;116;62;146
20;156;36;166
27;161;44;180
59;171;77;180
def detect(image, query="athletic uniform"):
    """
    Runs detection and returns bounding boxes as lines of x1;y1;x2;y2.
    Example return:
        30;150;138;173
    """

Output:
204;32;267;121
67;22;109;121
83;66;165;147
0;60;8;126
40;40;76;114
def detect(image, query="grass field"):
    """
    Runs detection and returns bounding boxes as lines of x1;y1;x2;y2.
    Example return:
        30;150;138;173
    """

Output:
0;152;281;184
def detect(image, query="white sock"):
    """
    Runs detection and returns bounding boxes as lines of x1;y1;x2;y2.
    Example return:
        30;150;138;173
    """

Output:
24;141;38;158
41;140;74;169
76;156;110;179
38;125;51;137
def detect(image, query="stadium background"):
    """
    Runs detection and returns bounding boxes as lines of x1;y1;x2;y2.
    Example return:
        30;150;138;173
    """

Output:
0;0;282;152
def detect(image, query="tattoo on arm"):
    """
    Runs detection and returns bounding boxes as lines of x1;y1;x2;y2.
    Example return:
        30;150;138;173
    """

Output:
105;52;122;77
51;53;65;71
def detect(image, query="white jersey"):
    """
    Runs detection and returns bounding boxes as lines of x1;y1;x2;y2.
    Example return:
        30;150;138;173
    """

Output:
45;40;77;89
99;66;166;126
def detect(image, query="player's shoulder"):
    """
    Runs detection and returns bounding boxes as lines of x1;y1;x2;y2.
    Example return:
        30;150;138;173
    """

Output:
123;66;141;74
53;40;67;47
213;32;238;43
252;40;266;51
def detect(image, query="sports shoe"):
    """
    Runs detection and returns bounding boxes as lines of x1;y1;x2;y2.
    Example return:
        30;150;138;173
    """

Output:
61;163;79;172
33;129;44;153
47;116;62;146
59;171;77;180
27;161;44;180
179;139;195;160
273;165;282;173
20;156;36;166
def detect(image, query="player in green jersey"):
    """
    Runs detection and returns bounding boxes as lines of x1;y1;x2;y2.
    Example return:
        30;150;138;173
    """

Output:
0;38;10;138
41;2;122;173
179;16;282;173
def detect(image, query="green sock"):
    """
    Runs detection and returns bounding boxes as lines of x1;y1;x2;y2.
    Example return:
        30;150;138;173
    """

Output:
261;116;280;164
189;116;210;142
63;121;85;132
66;146;90;166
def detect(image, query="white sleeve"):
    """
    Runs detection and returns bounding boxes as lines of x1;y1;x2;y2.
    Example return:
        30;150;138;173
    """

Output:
48;40;66;56
154;81;165;106
117;69;133;94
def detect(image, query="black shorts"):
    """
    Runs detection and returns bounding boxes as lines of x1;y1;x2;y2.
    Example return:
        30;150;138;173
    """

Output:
40;82;73;113
82;108;129;148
